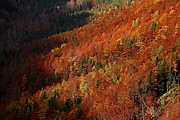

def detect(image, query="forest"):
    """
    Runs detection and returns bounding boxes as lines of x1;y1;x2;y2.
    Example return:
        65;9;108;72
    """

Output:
0;0;179;119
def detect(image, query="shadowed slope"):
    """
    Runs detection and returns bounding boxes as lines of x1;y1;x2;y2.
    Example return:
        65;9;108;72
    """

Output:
0;0;180;119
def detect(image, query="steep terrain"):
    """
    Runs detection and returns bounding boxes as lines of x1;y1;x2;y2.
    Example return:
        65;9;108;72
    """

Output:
0;0;180;119
0;0;93;51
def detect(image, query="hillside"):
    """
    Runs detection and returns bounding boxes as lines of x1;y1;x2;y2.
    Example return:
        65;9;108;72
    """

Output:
0;0;93;51
0;0;180;119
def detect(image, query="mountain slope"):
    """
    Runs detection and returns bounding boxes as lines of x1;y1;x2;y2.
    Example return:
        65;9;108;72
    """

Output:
0;0;180;119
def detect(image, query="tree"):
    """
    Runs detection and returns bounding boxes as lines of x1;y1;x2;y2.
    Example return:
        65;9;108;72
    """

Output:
67;0;76;9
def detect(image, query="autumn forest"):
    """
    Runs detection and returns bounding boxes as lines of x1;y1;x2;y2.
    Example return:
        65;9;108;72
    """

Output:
0;0;180;120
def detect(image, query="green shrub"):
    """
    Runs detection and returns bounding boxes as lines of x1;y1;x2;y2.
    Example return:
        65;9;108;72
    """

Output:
157;86;180;111
124;38;136;58
125;38;136;49
167;59;180;91
132;17;140;27
54;89;60;100
157;60;167;96
82;68;88;75
40;91;47;103
138;70;155;95
71;36;77;41
150;21;157;31
74;96;82;106
75;107;83;119
64;71;69;81
62;99;73;111
68;52;74;57
162;5;165;10
127;0;133;5
95;79;99;88
77;57;89;76
53;110;60;120
112;75;120;83
48;97;57;108
79;78;88;94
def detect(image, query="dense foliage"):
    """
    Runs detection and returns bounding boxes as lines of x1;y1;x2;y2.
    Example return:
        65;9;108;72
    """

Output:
0;0;180;119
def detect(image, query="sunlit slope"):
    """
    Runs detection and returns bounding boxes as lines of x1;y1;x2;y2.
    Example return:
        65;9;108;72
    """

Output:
0;0;179;119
